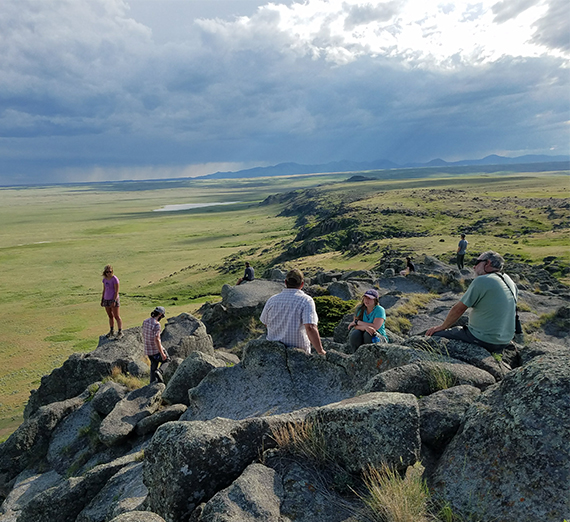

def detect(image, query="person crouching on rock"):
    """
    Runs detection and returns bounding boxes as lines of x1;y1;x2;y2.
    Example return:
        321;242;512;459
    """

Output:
143;306;170;383
101;264;123;338
399;256;415;276
348;289;388;350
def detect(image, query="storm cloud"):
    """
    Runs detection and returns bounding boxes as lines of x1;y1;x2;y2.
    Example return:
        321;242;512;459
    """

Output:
0;0;568;184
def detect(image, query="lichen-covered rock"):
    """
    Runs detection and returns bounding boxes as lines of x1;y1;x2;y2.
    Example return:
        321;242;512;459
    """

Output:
91;381;128;417
143;417;274;521
162;351;225;406
77;461;147;522
418;385;481;450
109;513;165;522
0;388;90;497
194;461;359;522
24;327;146;418
363;361;495;396
432;353;570;522
307;392;420;473
403;335;507;380
0;470;63;521
15;453;141;522
160;313;214;358
180;340;356;422
135;404;187;436
99;383;164;447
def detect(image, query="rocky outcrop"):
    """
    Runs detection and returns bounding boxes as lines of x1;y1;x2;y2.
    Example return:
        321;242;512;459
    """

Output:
432;353;570;521
1;258;568;522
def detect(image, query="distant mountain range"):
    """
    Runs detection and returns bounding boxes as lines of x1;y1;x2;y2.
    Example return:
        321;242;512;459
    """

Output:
200;154;570;180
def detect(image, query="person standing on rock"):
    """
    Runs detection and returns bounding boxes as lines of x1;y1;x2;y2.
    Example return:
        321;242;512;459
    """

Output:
457;233;468;269
237;261;255;285
143;306;169;383
101;264;123;338
425;251;517;354
348;289;388;349
260;268;326;356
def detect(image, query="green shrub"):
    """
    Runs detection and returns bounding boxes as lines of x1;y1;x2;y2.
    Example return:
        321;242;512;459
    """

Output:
314;295;357;337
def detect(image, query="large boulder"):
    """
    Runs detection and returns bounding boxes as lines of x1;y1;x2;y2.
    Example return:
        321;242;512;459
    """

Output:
76;461;147;522
0;388;91;497
91;381;129;417
307;392;420;473
160;313;214;358
403;336;507;380
363;361;495;396
161;351;225;406
432;353;570;521
144;417;280;521
419;385;481;451
220;280;284;308
194;461;359;522
15;453;141;522
180;340;357;422
99;383;164;447
24;327;145;418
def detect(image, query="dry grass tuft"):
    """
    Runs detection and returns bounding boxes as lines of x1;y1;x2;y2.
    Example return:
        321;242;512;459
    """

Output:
271;420;330;464
104;366;147;391
362;462;432;522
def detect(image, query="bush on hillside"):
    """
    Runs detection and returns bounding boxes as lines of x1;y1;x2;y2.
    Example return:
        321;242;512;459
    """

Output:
314;295;357;337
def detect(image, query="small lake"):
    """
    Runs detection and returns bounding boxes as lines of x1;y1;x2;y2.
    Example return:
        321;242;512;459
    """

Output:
153;201;241;212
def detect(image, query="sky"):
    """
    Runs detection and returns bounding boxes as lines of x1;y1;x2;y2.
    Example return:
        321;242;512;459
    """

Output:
1;0;569;184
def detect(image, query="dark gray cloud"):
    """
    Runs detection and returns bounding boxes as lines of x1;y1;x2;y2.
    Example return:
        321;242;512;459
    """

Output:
0;0;568;185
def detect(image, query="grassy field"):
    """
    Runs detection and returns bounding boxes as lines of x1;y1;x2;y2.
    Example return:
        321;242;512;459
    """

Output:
0;170;568;438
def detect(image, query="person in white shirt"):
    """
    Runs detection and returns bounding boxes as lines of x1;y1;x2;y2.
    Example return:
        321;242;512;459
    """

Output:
260;268;326;355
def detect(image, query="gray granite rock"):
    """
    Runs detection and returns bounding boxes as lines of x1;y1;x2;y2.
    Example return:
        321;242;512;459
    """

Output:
135;404;187;436
162;351;225;406
160;313;214;358
99;383;164;447
432;353;570;522
91;381;128;417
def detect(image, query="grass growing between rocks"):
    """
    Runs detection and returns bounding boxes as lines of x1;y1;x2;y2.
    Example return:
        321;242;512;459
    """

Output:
270;420;466;522
103;366;147;391
385;294;436;335
361;462;432;522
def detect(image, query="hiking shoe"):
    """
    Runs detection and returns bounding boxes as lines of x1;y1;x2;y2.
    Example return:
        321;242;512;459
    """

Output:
154;370;164;384
105;330;114;338
115;330;123;339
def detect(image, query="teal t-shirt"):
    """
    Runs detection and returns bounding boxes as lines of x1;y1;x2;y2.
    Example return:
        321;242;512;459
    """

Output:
461;273;517;344
358;305;387;339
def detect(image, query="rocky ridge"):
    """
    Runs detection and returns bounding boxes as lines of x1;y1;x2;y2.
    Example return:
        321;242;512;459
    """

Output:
0;257;568;522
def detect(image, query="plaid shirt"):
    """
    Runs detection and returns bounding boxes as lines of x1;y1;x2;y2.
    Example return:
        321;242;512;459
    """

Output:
142;317;161;356
260;288;318;353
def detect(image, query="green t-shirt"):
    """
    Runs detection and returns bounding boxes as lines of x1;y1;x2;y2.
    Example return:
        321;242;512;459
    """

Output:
461;273;517;345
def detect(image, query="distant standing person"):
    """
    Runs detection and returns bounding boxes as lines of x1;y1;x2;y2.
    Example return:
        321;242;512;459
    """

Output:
143;306;169;383
101;264;123;338
399;257;416;276
237;262;255;285
260;268;326;355
348;289;388;350
457;234;468;269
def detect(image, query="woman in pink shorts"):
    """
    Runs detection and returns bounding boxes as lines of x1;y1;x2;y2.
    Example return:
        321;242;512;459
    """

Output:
101;264;123;338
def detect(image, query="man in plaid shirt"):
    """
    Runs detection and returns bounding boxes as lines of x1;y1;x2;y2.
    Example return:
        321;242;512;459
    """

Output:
143;306;169;383
260;268;326;356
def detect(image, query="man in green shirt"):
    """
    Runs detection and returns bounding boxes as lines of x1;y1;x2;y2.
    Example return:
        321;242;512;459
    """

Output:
426;251;517;353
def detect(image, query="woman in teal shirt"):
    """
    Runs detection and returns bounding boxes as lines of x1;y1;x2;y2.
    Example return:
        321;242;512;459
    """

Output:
348;289;387;351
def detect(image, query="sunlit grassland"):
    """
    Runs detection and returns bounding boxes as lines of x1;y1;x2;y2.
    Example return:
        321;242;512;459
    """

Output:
0;170;568;438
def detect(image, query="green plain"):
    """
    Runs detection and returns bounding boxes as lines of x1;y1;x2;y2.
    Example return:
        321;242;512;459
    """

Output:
0;170;568;438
